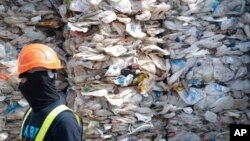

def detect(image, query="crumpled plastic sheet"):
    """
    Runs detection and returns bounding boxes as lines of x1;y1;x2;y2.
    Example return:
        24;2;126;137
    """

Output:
0;0;250;140
0;0;67;140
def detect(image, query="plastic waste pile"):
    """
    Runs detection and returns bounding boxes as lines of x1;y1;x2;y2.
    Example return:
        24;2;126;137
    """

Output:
0;0;250;140
0;0;68;140
63;0;250;140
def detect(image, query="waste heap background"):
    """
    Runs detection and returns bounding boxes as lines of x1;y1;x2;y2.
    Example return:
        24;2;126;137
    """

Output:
0;0;250;140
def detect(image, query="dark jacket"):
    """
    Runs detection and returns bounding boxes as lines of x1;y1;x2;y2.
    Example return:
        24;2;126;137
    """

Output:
21;97;83;141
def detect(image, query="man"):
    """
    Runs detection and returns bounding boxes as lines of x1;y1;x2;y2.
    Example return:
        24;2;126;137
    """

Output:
17;43;83;141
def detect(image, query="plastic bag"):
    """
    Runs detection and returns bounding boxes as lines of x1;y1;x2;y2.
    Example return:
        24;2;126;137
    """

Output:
205;111;218;123
177;87;206;105
126;21;146;39
213;58;234;82
4;17;28;24
221;17;237;30
149;54;167;71
228;79;250;91
105;64;121;77
212;1;228;17
109;0;132;14
136;10;151;21
209;96;234;113
88;0;103;6
150;2;171;20
136;55;156;74
104;45;127;57
205;83;230;95
69;0;91;12
99;11;117;23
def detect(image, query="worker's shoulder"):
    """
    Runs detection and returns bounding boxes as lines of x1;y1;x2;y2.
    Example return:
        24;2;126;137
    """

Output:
51;110;80;128
55;110;77;122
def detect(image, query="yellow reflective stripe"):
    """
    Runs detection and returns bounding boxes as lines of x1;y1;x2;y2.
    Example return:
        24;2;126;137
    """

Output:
20;108;32;139
35;105;69;141
73;112;81;125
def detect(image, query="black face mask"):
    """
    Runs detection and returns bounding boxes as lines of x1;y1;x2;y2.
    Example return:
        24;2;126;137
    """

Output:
18;71;60;111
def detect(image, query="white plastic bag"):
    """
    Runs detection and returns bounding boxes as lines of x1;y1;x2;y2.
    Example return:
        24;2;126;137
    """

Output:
126;21;146;39
69;0;91;12
109;0;132;14
149;54;167;71
205;83;230;95
135;10;151;21
141;45;170;56
136;55;156;74
95;10;117;23
104;45;127;57
105;64;121;77
87;0;103;6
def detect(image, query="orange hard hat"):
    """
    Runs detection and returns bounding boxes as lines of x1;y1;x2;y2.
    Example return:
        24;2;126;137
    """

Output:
17;43;62;75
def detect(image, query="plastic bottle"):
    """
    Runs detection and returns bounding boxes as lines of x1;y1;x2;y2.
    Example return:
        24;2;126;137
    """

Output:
177;87;206;105
194;95;222;110
205;83;230;95
105;64;121;77
133;73;146;85
211;0;221;12
205;111;218;123
81;89;108;97
222;56;242;66
171;59;186;72
212;1;228;17
220;17;237;30
201;59;214;81
187;87;206;105
212;58;234;82
114;74;134;87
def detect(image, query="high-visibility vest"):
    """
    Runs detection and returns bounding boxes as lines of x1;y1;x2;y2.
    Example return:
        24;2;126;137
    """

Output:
21;105;81;141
